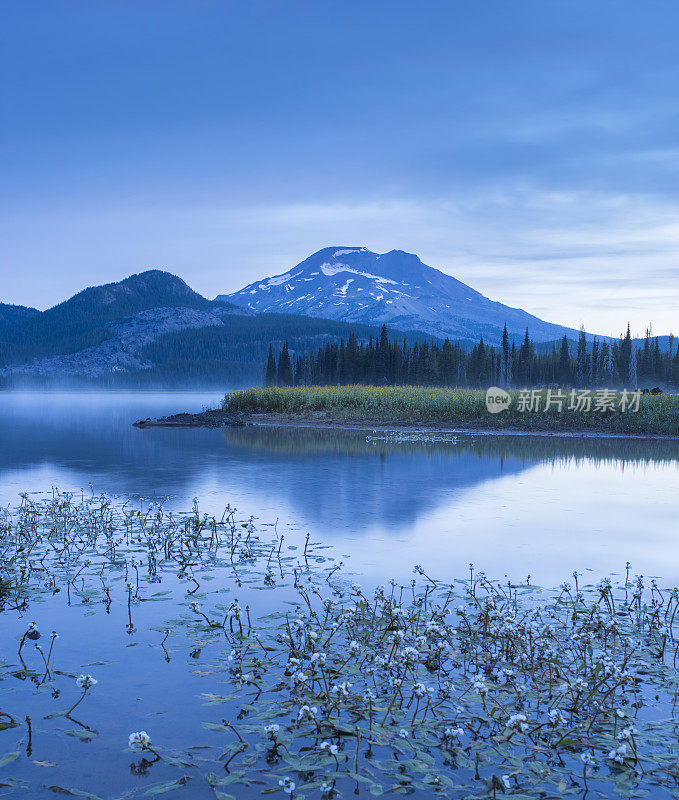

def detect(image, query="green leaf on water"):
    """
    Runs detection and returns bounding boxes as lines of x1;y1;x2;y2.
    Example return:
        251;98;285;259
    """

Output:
63;729;98;741
51;788;104;800
0;751;20;767
202;721;230;732
161;754;193;767
143;776;190;795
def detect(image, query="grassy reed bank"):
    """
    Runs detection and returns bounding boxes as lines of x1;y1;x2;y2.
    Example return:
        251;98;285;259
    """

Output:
224;385;679;435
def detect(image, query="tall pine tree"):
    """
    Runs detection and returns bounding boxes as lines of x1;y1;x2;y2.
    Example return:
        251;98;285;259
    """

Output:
264;345;277;386
276;342;293;386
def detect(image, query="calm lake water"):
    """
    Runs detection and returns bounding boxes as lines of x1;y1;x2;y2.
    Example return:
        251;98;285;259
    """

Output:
1;390;678;586
1;391;679;799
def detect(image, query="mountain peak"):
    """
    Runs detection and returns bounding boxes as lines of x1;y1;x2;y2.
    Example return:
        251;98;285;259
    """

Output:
117;269;201;300
224;246;582;345
54;269;211;318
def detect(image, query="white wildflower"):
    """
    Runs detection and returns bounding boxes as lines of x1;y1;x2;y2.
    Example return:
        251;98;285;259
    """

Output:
128;730;151;749
264;723;280;739
608;743;628;764
507;713;528;733
297;705;318;721
548;708;565;726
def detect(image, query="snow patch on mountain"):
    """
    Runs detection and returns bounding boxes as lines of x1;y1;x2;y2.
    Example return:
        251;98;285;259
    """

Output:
258;271;299;289
337;279;354;296
319;261;399;283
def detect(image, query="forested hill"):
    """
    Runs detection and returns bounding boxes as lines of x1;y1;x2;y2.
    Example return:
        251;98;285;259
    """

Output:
0;303;40;330
133;314;433;388
0;270;431;388
0;270;238;363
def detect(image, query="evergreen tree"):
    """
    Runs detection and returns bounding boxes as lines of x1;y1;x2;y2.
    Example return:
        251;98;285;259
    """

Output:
576;326;588;386
293;355;304;386
345;332;358;384
672;347;679;388
590;338;599;386
517;328;532;385
619;324;632;385
653;338;663;382
500;323;511;387
264;344;277;386
376;324;390;383
628;348;638;389
276;341;293;386
558;336;571;384
641;329;651;382
338;340;348;385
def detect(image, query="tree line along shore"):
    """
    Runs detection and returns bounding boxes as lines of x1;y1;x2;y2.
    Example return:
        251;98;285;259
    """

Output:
265;325;678;391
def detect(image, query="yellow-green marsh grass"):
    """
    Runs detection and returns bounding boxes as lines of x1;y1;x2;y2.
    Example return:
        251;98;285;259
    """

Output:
224;385;679;435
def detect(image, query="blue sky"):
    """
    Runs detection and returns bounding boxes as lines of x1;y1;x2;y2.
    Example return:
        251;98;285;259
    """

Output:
2;1;679;336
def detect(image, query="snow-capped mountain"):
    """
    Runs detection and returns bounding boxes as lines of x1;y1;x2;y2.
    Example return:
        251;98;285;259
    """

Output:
221;247;583;345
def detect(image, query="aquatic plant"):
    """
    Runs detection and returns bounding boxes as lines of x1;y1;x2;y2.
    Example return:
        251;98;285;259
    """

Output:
2;491;679;797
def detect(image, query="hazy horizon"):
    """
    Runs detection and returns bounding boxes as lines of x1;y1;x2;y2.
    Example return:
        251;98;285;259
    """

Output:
5;250;672;344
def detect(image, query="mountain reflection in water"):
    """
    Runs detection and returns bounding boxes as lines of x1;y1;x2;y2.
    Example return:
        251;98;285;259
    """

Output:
1;391;678;584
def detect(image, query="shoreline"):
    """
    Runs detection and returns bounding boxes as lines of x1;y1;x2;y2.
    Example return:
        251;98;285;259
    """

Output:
134;409;679;440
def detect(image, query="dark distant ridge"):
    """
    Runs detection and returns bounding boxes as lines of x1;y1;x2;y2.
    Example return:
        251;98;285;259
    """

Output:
0;302;40;329
0;270;243;363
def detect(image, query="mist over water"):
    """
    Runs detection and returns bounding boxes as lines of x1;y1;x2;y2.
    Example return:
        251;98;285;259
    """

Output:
1;390;678;586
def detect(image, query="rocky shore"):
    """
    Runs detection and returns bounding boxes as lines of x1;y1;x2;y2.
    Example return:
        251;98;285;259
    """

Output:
133;409;247;428
133;408;679;439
